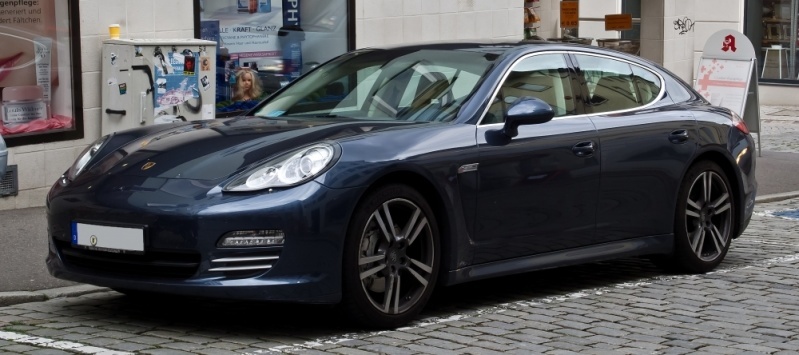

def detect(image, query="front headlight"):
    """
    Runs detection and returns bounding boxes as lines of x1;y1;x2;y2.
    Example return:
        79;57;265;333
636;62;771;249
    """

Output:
224;142;339;192
65;135;109;181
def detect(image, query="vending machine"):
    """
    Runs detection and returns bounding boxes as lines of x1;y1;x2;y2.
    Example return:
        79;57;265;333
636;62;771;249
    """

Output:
101;39;217;135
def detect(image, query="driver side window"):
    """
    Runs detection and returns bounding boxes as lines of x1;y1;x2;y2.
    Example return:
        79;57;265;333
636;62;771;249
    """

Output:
484;54;574;125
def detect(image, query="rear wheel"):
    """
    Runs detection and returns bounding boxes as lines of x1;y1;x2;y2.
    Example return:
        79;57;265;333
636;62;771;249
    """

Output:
342;184;439;328
659;161;735;273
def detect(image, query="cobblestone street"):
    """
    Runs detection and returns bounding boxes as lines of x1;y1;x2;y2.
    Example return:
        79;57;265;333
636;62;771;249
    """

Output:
756;106;799;153
0;198;798;354
1;107;798;354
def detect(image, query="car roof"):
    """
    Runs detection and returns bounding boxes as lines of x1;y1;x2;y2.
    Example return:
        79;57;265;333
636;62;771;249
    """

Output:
362;40;635;61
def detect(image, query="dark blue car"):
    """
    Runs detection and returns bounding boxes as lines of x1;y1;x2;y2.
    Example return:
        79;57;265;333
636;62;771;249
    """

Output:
46;41;757;328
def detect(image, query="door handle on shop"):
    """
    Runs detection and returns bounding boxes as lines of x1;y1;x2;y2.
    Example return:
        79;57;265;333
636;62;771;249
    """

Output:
669;129;689;144
105;109;126;115
572;141;595;157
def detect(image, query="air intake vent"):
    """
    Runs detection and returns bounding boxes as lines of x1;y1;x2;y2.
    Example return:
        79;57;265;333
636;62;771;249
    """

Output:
0;165;18;197
209;250;281;278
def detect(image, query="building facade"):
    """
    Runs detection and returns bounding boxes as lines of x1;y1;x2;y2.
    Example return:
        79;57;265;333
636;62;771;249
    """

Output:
0;0;790;210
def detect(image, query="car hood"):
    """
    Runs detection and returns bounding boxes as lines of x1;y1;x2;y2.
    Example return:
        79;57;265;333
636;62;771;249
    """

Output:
94;116;422;181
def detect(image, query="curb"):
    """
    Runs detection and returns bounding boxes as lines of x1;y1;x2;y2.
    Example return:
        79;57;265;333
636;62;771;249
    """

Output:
0;285;109;307
1;192;797;309
755;190;799;203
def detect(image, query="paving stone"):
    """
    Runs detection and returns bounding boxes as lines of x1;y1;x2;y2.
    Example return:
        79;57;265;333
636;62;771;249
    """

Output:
26;349;74;355
192;348;243;355
139;349;197;355
127;335;173;346
106;341;155;352
734;343;783;353
424;331;477;345
382;331;426;342
418;337;468;350
585;327;630;338
159;341;206;352
454;346;507;355
356;344;416;355
81;337;122;347
402;343;460;355
696;345;742;354
1;344;39;352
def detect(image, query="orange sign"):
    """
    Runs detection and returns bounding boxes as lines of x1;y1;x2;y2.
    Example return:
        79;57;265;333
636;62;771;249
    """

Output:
560;1;579;29
605;14;633;31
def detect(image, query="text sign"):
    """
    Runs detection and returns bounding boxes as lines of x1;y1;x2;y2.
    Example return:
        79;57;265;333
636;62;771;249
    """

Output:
694;30;760;134
605;14;633;31
560;1;579;29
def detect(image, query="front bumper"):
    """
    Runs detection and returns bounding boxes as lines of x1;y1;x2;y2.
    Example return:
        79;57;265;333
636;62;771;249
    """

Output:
46;178;360;304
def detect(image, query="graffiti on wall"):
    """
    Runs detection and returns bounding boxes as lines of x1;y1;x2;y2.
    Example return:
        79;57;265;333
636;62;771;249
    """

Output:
674;17;695;35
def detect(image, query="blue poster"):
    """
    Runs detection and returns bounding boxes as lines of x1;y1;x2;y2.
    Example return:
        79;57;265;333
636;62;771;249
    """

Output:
281;0;302;80
154;51;200;115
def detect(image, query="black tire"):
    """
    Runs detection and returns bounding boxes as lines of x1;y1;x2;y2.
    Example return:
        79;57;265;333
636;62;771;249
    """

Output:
658;161;735;273
342;184;440;328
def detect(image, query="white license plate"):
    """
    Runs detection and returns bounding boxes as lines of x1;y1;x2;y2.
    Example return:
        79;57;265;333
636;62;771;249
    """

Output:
71;222;144;253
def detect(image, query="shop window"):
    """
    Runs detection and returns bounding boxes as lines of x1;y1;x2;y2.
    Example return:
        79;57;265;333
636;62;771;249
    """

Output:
1;0;84;147
196;0;353;116
746;0;799;82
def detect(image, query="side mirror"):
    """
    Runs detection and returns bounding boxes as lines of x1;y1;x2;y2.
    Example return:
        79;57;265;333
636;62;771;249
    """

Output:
501;97;554;138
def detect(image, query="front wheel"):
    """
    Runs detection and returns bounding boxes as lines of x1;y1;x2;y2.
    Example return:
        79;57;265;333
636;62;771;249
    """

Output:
342;184;440;328
661;161;735;273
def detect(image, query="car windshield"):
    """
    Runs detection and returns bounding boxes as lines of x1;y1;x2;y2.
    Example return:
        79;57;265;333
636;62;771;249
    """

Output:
253;48;499;122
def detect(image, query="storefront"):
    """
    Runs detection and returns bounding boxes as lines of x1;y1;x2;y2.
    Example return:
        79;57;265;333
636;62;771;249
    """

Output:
0;1;83;148
197;0;354;115
745;0;799;83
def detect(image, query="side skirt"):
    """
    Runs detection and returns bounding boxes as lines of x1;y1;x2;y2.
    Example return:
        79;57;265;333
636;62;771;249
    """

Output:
443;234;674;286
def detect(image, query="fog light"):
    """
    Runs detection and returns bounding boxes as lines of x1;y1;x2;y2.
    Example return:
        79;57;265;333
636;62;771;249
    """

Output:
218;230;285;247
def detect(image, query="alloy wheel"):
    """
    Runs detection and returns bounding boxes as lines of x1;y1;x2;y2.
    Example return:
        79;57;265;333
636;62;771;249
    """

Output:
357;198;435;315
684;171;733;262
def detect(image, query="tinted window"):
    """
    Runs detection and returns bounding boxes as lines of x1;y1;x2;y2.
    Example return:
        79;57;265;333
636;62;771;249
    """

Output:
575;54;663;114
483;54;575;125
632;65;662;105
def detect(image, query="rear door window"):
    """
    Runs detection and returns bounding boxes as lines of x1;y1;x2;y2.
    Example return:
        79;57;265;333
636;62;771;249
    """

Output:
574;54;662;114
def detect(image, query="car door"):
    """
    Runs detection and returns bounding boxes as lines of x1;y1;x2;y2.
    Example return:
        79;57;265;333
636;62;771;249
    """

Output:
472;52;601;264
571;53;697;243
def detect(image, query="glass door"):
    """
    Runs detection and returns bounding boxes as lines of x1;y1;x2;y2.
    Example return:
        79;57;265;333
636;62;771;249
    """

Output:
751;0;799;81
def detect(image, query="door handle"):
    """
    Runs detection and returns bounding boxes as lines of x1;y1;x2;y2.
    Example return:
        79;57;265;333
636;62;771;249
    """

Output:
669;129;689;144
572;141;595;157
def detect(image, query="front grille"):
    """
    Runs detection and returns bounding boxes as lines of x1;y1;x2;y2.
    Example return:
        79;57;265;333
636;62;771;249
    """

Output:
55;239;200;279
209;250;281;279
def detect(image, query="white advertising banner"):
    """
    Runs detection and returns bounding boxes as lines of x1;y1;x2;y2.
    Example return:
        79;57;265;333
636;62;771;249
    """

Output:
695;58;751;114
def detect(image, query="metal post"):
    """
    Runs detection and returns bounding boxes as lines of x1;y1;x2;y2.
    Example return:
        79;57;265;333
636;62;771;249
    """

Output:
791;0;798;79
